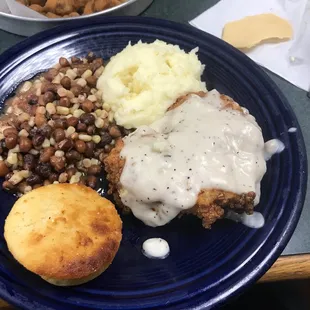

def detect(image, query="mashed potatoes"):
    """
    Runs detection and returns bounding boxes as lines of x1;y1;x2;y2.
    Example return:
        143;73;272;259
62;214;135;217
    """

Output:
97;40;206;129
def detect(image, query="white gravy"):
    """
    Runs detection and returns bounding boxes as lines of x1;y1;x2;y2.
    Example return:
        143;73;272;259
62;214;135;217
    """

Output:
225;210;265;229
264;139;285;160
119;90;268;227
142;238;170;259
288;127;297;133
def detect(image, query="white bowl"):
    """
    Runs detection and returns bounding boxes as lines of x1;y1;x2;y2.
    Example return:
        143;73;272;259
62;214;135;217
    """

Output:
0;0;153;37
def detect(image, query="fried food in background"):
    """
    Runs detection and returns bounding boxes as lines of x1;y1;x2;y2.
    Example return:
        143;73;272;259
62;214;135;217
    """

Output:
16;0;125;18
4;184;122;286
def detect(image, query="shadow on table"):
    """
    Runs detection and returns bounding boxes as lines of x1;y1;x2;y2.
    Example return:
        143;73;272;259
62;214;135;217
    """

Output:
222;280;310;310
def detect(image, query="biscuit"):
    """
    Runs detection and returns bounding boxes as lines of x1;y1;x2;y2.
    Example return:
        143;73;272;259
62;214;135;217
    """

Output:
4;184;122;286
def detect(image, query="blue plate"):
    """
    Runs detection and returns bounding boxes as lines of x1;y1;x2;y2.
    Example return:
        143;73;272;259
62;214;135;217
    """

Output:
0;17;307;310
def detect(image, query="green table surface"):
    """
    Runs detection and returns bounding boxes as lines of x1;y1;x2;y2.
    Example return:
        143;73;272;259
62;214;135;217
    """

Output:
0;0;309;256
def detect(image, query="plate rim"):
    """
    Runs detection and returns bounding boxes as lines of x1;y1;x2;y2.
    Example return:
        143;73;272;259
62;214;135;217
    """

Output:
0;16;307;310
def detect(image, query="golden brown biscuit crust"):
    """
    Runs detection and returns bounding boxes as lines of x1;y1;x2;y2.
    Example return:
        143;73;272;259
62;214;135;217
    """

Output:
4;184;122;280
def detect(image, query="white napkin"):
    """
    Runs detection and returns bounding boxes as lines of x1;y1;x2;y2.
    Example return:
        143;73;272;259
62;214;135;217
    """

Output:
190;0;310;92
1;0;47;19
0;1;10;14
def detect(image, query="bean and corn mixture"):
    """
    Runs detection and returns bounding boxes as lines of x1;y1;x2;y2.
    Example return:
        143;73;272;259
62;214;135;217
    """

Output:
0;53;127;196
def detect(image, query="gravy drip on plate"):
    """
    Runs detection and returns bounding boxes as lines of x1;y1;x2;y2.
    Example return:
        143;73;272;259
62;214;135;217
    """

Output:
225;210;265;229
142;238;170;259
288;127;297;133
264;139;285;160
120;90;267;227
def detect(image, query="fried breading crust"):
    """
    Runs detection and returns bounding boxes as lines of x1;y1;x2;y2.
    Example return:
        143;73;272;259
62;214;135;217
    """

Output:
104;92;256;228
